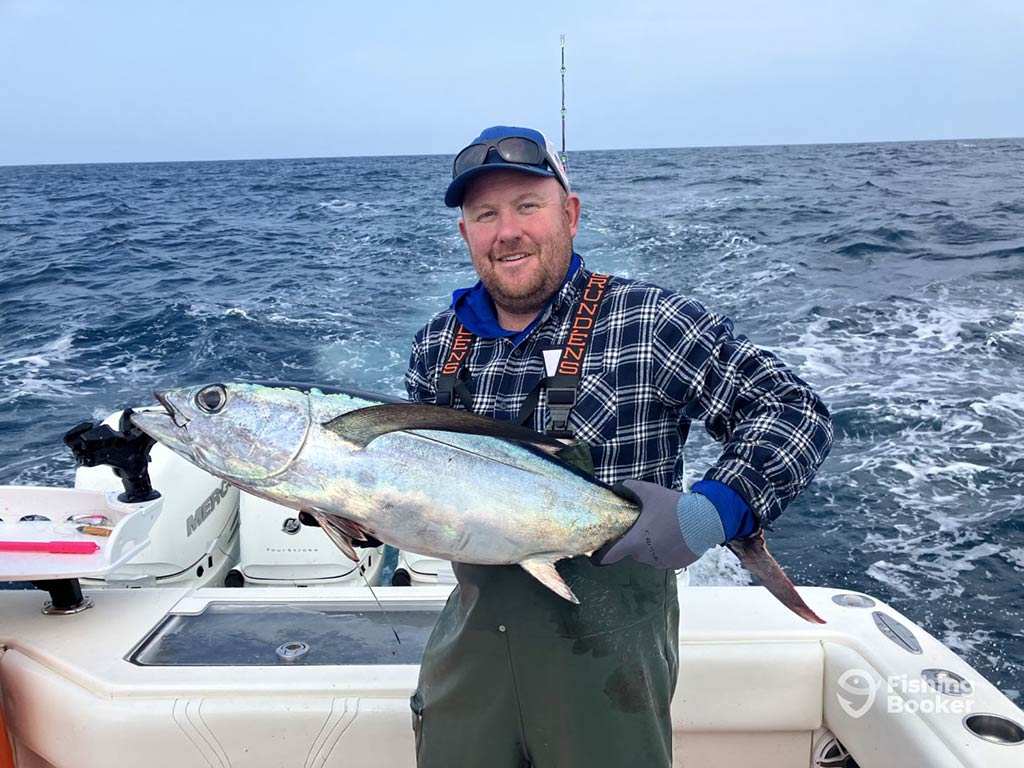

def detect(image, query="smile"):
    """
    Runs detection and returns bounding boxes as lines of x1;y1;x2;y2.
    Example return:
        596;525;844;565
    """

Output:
497;253;530;263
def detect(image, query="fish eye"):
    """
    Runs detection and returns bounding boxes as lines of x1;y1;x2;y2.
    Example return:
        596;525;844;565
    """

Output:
195;384;228;414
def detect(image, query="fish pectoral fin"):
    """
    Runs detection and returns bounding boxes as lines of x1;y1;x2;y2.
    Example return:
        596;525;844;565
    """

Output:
520;558;579;604
307;509;365;563
324;513;374;542
321;403;565;454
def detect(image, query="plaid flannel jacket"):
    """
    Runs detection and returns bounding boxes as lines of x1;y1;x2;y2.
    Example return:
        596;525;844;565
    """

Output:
405;260;833;525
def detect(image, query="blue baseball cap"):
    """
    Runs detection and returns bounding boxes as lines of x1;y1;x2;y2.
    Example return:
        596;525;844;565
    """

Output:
445;125;570;208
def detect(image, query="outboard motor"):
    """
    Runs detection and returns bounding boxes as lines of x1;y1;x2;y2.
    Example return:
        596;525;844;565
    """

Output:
71;409;240;588
392;549;455;587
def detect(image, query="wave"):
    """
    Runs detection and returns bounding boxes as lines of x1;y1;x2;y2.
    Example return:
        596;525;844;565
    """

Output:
628;174;676;183
834;241;902;257
992;201;1024;215
909;243;1024;261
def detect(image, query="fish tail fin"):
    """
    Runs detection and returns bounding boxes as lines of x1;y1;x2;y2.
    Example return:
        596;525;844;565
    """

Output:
726;530;827;625
520;558;579;604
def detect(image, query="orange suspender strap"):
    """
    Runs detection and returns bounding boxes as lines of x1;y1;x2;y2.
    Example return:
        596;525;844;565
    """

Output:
435;322;475;408
545;272;609;437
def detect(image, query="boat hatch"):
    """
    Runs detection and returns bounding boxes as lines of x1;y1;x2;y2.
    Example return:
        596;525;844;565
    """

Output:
128;601;441;666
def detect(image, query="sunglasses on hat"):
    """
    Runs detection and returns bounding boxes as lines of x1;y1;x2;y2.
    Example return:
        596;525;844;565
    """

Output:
452;136;570;193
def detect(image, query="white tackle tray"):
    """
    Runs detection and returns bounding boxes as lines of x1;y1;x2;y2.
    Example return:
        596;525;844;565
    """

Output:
0;485;162;581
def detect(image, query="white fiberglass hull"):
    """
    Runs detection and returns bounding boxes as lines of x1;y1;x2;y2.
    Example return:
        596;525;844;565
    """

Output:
0;584;1021;768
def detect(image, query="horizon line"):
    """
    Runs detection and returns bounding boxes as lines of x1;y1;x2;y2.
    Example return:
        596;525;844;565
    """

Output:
2;133;1021;170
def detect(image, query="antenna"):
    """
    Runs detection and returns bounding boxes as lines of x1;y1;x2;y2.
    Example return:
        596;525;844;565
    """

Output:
560;34;567;167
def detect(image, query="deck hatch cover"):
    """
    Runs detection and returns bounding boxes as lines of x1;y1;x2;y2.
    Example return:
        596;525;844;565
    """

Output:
871;611;922;655
129;601;441;666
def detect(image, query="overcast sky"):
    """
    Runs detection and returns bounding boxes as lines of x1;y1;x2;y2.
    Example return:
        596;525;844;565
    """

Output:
2;0;1022;165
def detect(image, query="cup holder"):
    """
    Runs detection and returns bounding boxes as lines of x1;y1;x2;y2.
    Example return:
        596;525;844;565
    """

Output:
963;713;1024;746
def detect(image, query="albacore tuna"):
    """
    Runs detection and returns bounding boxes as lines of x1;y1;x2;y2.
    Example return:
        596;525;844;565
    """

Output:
131;382;824;622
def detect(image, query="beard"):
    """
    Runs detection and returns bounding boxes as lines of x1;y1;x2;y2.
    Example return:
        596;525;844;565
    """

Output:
472;226;574;318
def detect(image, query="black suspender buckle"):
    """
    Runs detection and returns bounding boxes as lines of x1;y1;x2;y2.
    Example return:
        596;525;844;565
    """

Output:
546;375;578;438
435;376;455;407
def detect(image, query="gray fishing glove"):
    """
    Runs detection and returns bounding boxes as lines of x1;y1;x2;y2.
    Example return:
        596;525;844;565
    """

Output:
592;480;726;568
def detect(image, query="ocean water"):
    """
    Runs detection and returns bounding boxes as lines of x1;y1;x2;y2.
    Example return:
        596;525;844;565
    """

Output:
1;139;1023;701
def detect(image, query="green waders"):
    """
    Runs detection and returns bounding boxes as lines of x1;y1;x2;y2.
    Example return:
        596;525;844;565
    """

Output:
411;446;680;767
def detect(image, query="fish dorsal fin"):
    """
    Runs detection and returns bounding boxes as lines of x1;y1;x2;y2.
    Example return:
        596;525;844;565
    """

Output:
322;403;565;453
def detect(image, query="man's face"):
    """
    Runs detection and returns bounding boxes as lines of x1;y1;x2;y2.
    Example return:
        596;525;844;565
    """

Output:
458;170;581;321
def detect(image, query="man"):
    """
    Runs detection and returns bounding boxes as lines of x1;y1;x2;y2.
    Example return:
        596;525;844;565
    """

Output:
405;126;833;767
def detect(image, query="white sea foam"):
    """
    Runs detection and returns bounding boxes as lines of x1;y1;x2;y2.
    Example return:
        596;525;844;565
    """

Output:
2;354;51;368
688;545;752;587
318;199;356;210
970;393;1024;425
0;333;75;369
696;193;774;212
316;199;381;214
939;624;1000;670
1005;548;1024;571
